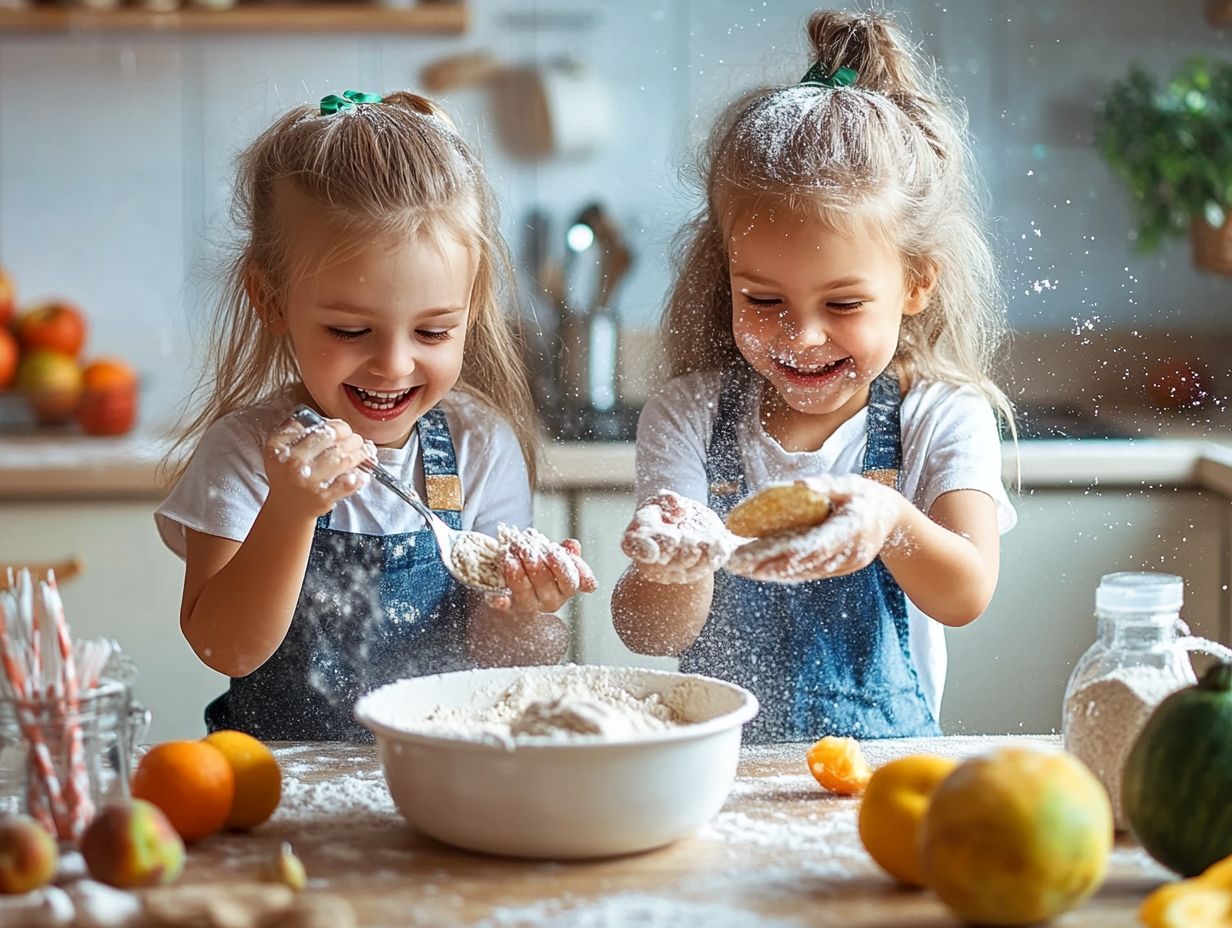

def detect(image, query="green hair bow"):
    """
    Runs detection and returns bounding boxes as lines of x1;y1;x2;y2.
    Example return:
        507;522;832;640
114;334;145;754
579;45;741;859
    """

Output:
319;89;384;116
799;63;857;89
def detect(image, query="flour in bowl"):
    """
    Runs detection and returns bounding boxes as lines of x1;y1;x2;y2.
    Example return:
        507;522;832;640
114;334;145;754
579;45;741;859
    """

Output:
413;667;704;747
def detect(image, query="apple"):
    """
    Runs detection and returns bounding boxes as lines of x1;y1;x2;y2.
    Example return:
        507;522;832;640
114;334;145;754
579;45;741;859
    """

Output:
17;300;87;358
76;358;139;436
17;350;82;422
0;328;16;390
0;268;14;329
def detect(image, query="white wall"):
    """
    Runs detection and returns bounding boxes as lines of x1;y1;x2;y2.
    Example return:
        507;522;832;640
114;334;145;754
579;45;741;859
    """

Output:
2;0;1230;431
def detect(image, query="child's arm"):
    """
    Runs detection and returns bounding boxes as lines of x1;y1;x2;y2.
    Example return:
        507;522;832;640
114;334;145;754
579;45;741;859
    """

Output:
728;475;999;627
180;418;371;676
611;492;736;655
466;535;596;666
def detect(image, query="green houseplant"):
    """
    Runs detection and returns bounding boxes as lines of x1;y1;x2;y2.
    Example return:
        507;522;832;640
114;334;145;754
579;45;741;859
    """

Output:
1095;56;1232;273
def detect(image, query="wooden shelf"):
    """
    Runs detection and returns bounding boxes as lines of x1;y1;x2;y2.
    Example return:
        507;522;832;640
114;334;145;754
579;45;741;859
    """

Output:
0;2;467;34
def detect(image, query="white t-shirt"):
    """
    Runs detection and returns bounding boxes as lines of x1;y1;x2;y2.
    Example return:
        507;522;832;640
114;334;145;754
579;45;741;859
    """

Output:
156;391;532;558
634;371;1017;717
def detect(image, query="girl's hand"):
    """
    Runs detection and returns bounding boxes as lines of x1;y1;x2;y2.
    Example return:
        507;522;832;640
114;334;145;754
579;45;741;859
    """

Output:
726;475;909;583
621;490;738;585
263;415;372;520
488;530;598;615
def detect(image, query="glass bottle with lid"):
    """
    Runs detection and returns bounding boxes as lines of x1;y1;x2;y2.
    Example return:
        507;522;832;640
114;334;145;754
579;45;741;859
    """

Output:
1061;572;1201;830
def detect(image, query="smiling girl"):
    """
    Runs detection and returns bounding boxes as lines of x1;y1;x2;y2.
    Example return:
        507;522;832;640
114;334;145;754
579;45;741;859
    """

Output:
611;12;1017;742
158;91;594;741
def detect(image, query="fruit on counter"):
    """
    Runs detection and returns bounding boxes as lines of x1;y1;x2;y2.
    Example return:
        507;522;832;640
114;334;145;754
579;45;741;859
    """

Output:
1146;356;1214;410
16;300;86;358
16;350;82;423
264;842;307;892
1124;662;1232;877
0;327;16;390
203;729;282;830
806;735;872;795
1140;854;1232;928
75;357;139;436
0;814;57;895
132;740;235;842
857;754;958;887
919;745;1111;926
0;267;14;328
80;799;185;889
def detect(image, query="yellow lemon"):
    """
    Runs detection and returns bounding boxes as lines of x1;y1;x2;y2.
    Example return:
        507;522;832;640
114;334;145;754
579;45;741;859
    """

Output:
857;754;957;887
203;730;282;830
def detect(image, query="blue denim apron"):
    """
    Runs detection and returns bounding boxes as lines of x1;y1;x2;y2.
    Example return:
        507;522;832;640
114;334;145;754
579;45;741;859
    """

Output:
678;367;940;743
205;407;471;742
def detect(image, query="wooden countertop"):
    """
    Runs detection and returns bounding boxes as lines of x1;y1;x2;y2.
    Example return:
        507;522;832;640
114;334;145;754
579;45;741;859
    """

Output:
164;736;1169;927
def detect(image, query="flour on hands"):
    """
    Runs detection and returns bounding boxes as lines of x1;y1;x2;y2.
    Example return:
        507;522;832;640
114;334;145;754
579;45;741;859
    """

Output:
622;490;740;584
726;475;907;583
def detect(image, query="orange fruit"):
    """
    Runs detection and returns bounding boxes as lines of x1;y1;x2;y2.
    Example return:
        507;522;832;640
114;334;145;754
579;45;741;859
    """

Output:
81;357;137;391
806;735;873;796
132;741;235;842
203;730;282;830
858;754;958;886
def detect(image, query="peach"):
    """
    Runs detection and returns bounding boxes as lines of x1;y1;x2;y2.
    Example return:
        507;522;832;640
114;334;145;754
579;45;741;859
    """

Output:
16;350;82;423
80;799;184;889
0;814;57;895
0;327;17;390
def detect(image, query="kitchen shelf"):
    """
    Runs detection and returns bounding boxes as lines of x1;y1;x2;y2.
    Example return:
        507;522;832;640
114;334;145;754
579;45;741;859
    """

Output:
0;2;466;34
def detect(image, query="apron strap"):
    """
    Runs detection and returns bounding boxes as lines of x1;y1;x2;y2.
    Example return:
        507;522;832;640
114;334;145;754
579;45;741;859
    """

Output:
418;405;463;530
861;370;903;489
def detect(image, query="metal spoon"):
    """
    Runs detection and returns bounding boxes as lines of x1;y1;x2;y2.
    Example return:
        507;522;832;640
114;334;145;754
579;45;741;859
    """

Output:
289;406;510;597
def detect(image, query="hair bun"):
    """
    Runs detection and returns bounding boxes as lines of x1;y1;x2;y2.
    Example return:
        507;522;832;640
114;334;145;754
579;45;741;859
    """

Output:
804;10;924;97
381;91;460;132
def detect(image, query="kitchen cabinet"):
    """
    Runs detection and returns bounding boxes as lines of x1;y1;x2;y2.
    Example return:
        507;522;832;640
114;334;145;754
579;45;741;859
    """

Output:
943;487;1228;735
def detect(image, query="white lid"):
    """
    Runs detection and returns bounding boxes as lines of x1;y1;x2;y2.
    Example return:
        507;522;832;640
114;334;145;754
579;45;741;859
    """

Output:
1096;572;1183;613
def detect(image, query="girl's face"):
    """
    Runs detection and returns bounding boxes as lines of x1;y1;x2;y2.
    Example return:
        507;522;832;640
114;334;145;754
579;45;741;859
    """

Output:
271;223;475;448
728;209;931;424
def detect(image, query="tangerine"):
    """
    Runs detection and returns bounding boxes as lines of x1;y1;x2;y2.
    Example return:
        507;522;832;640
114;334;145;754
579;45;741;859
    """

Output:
132;741;235;842
203;730;282;830
806;735;872;795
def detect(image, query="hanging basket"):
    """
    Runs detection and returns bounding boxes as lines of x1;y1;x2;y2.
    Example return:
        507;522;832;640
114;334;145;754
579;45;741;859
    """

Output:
1190;216;1232;276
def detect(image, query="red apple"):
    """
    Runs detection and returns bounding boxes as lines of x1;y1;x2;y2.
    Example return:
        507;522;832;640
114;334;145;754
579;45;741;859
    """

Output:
0;268;14;329
1146;357;1213;409
17;349;82;422
17;300;86;358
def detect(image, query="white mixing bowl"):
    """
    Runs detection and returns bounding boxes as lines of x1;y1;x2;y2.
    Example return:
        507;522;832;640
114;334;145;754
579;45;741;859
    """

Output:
354;665;758;859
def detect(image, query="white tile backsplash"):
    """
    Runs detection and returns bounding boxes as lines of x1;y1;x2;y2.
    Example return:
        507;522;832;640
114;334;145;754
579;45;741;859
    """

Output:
1;0;1230;430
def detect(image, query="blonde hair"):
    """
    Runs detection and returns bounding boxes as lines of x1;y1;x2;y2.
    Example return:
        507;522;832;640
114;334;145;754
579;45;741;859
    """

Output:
167;91;537;482
665;9;1014;429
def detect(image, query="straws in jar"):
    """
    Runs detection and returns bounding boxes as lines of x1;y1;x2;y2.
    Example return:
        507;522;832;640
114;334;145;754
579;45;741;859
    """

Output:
0;568;115;841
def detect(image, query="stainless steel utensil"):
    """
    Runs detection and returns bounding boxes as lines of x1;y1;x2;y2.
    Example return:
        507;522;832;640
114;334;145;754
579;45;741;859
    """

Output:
289;406;509;596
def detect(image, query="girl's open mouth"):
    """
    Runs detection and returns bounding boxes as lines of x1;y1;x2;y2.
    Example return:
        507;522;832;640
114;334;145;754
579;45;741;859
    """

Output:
345;384;421;421
773;356;852;387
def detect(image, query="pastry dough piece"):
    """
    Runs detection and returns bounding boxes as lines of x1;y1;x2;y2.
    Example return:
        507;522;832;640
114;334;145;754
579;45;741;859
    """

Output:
725;480;832;538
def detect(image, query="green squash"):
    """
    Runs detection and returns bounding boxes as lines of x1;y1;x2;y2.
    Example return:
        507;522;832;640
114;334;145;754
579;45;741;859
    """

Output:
1123;662;1232;877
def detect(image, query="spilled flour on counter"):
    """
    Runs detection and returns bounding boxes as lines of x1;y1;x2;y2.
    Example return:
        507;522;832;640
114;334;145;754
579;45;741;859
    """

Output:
476;893;803;928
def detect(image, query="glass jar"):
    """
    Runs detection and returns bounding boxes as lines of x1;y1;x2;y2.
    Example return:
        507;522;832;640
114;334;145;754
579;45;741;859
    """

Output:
1062;572;1212;830
0;677;150;841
